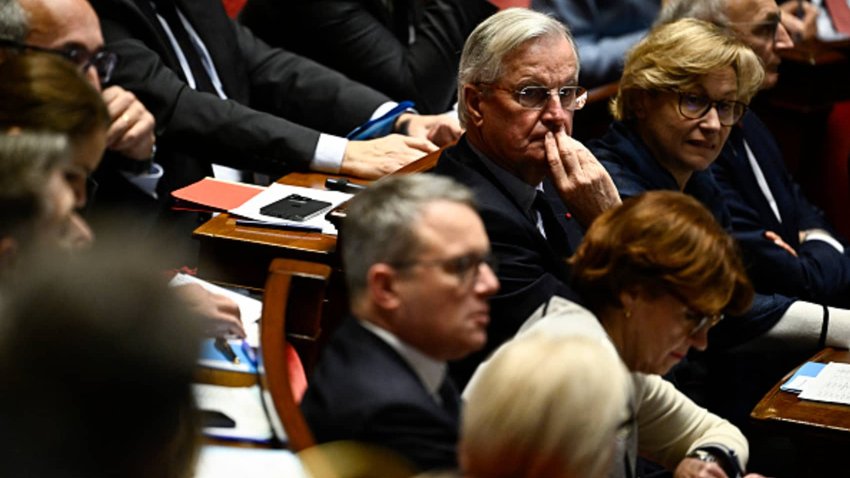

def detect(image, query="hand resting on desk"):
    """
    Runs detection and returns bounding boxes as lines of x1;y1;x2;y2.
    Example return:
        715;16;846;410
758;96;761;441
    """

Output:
342;133;438;179
175;283;246;338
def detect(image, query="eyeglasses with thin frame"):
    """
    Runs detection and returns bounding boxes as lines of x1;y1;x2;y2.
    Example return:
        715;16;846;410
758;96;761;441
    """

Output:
728;11;782;43
675;91;748;127
666;288;725;337
481;83;588;111
391;252;498;286
0;38;118;84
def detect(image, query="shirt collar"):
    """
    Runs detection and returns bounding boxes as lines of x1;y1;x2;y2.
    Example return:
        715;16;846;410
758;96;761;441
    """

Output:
359;320;447;399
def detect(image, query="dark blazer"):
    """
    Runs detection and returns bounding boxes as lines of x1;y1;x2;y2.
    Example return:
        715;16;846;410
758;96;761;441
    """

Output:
589;121;796;349
712;112;850;307
432;137;585;386
239;0;496;114
301;318;459;472
90;0;391;197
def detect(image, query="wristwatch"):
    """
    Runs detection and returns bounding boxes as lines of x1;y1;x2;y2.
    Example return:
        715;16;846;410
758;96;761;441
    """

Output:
686;446;743;478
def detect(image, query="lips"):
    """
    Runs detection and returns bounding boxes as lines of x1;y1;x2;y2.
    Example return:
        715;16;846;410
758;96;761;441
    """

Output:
685;139;715;150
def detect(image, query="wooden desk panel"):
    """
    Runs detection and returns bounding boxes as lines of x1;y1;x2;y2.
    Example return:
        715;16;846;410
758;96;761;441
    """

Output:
193;172;366;290
751;348;850;437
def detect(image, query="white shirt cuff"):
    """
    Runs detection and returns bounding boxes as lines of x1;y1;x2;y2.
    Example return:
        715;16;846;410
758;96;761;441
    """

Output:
371;101;400;120
803;230;845;254
310;134;347;174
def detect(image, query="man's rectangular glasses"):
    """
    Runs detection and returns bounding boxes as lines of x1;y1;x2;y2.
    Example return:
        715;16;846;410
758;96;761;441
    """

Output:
485;84;588;111
391;252;498;285
677;92;747;127
0;38;117;84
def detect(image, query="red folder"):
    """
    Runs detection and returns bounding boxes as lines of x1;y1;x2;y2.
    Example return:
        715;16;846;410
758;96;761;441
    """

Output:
171;177;265;212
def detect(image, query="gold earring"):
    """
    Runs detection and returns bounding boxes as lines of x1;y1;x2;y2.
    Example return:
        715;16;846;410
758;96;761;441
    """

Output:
624;309;632;319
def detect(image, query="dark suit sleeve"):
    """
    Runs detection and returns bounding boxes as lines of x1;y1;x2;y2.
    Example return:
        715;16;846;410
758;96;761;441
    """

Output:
241;0;495;114
93;0;390;173
712;153;850;307
363;404;459;471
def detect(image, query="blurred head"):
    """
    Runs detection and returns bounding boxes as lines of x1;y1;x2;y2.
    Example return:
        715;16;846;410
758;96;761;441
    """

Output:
0;245;203;478
0;132;92;270
17;0;111;89
458;8;584;185
462;335;629;478
570;191;753;374
0;52;109;209
342;174;500;361
658;0;792;90
0;0;28;42
611;18;763;189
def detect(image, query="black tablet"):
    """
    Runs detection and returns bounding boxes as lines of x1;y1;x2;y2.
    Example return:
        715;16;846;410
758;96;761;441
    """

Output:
259;194;332;222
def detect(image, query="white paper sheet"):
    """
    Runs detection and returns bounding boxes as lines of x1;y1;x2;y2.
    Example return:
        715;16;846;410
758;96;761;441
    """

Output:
797;362;850;405
229;183;353;235
193;384;274;442
194;445;310;478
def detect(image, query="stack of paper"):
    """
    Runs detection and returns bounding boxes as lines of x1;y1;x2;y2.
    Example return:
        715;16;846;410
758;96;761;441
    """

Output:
193;384;274;442
797;362;850;405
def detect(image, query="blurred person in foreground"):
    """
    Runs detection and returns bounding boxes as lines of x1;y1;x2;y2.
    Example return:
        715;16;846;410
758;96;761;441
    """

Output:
301;174;500;472
468;191;761;478
0;132;90;270
462;334;630;478
432;7;621;387
0;51;244;337
0;246;202;478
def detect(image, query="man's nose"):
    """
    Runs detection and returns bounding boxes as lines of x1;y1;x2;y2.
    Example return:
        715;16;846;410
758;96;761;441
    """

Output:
474;261;500;297
540;93;568;126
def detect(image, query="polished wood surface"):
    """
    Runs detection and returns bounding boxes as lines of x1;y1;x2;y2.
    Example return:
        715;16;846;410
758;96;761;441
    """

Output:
751;347;850;435
259;258;329;452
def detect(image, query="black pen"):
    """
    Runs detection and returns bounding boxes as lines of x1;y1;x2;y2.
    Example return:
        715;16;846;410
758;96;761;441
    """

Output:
214;337;240;364
235;219;322;233
325;177;366;193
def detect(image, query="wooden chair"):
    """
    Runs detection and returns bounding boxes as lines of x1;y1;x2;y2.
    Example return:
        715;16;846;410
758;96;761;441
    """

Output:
259;258;332;451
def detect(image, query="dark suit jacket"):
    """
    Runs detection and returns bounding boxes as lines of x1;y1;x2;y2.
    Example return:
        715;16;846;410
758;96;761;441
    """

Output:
589;121;795;349
432;137;584;386
712;112;850;307
90;0;391;197
301;318;459;472
239;0;496;114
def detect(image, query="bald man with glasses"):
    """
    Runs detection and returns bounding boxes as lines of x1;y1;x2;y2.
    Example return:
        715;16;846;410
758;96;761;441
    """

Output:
432;8;620;386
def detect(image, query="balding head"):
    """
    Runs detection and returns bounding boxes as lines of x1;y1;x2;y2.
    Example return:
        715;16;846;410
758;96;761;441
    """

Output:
19;0;104;88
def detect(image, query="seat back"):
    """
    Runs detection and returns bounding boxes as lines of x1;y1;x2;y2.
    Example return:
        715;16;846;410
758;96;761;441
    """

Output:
259;258;332;451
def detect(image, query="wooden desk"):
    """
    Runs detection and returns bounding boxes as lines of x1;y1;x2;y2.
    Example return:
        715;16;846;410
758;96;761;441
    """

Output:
193;172;367;290
750;347;850;476
752;347;850;435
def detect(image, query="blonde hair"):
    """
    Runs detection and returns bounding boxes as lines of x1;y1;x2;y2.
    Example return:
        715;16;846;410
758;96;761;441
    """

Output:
462;335;629;478
611;18;763;121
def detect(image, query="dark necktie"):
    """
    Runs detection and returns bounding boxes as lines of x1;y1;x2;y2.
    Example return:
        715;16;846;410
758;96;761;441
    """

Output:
150;0;217;94
438;376;460;419
826;0;850;35
533;190;570;256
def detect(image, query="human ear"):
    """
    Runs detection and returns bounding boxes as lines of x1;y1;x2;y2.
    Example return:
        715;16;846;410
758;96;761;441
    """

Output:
366;263;403;311
463;84;486;127
633;91;651;120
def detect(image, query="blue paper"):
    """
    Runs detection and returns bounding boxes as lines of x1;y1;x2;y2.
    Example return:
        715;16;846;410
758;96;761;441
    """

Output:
780;361;826;393
198;338;258;374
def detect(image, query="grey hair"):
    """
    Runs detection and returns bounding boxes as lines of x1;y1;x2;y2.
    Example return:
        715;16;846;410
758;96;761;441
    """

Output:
655;0;731;29
457;8;578;128
0;132;70;239
341;173;476;299
0;0;29;41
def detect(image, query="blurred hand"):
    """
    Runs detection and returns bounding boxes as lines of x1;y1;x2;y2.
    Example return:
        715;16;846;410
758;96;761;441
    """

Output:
544;128;620;228
779;1;818;42
396;112;463;147
341;134;437;179
765;230;798;257
175;283;245;338
674;457;729;477
102;86;156;160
